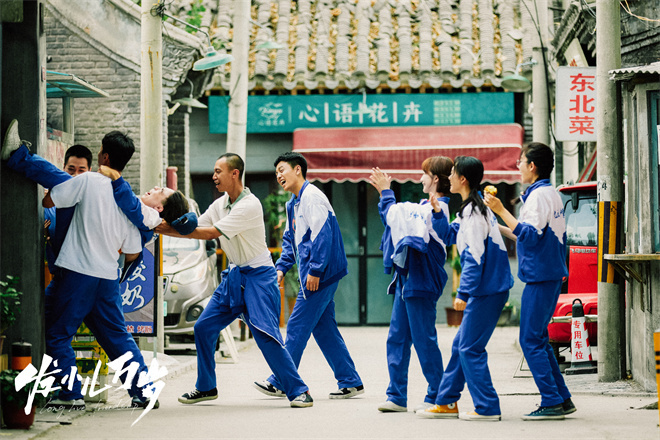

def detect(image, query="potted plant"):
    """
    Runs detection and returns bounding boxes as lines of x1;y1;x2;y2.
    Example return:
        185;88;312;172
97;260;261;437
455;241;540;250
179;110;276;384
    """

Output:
0;275;22;354
445;245;464;326
0;369;47;429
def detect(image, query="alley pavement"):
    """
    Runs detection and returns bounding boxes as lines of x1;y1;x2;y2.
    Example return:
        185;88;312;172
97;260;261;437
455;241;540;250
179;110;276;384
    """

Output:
6;325;658;439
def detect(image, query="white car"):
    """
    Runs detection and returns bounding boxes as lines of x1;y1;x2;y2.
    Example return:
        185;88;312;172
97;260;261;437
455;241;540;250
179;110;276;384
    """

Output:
162;230;219;343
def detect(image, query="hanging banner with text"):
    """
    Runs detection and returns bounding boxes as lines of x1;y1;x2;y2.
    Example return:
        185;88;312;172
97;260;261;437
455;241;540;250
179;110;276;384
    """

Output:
209;92;514;134
121;238;159;336
556;66;597;142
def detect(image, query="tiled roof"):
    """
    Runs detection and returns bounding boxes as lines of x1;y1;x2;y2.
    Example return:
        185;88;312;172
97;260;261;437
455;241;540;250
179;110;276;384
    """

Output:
172;0;537;92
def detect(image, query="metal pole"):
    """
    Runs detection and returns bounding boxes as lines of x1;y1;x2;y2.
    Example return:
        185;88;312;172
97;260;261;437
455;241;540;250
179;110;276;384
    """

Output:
596;0;624;382
226;0;249;166
532;0;550;147
141;0;164;354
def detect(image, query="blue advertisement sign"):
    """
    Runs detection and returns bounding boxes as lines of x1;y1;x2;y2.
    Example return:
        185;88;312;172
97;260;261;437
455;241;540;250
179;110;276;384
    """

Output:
121;239;159;335
209;92;514;134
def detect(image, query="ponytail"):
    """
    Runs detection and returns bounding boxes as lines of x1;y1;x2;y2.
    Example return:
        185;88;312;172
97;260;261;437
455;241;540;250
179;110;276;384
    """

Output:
454;156;489;221
459;187;488;220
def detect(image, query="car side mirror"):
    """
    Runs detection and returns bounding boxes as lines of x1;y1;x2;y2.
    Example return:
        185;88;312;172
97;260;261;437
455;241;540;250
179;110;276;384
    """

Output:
571;192;579;210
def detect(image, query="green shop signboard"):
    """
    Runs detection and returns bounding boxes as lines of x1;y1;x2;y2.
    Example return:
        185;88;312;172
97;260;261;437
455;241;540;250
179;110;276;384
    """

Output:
208;92;514;134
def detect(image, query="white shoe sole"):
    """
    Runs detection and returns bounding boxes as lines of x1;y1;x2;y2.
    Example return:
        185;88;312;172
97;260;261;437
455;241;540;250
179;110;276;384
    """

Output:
329;388;365;399
417;411;459;419
177;394;218;404
460;412;501;421
1;119;20;160
377;402;407;412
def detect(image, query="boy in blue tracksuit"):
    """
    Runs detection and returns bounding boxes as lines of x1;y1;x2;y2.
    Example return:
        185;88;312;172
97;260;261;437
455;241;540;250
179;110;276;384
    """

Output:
369;156;454;413
419;156;513;421
254;152;363;399
485;143;574;420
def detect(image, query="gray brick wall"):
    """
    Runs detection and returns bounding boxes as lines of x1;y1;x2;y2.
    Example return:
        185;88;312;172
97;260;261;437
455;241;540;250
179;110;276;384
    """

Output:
44;9;197;195
46;12;145;190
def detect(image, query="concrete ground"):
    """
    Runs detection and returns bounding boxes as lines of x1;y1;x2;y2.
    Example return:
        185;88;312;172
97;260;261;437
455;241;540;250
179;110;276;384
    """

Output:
5;325;658;439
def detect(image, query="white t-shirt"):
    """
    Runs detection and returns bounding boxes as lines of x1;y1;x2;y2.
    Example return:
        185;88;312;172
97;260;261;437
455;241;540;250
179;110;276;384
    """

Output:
198;189;272;268
50;172;142;280
141;203;162;229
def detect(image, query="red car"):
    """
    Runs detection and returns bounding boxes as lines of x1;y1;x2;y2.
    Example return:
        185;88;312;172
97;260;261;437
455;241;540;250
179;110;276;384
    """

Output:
548;182;598;355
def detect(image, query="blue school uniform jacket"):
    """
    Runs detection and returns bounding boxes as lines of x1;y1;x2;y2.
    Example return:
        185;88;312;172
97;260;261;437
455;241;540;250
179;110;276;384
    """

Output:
378;189;449;301
513;179;569;283
432;202;513;302
276;181;348;296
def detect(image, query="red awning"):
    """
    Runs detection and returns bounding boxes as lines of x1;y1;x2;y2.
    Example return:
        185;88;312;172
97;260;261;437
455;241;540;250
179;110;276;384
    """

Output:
292;124;523;184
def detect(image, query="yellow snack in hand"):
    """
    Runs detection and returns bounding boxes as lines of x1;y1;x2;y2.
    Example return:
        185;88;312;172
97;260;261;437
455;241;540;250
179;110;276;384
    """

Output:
484;185;497;196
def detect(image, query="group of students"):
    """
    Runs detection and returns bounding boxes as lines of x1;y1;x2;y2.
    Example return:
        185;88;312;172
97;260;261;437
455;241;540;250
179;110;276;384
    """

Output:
2;118;573;420
369;145;574;421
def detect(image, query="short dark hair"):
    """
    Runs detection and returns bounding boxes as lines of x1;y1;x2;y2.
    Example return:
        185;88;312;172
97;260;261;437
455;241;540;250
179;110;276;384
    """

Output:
160;191;190;224
219;153;244;179
522;142;554;180
64;144;92;169
274;152;308;179
102;131;135;172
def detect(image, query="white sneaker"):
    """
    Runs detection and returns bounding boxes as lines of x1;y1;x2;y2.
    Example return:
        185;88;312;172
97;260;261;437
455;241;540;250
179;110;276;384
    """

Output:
414;402;435;413
459;411;501;421
377;400;407;412
1;119;22;160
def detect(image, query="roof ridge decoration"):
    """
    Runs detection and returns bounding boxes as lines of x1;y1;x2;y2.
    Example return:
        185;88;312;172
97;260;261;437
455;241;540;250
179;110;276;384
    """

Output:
212;0;531;92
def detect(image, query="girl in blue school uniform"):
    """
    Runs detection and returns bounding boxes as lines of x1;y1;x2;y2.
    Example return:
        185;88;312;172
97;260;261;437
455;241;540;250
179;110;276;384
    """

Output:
369;156;454;413
484;143;574;420
418;155;513;421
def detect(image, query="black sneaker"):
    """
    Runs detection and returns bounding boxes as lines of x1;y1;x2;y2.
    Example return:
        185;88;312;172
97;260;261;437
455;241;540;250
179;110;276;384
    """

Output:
290;391;314;408
253;380;286;398
329;384;365;399
562;398;576;415
522;404;565;420
178;388;218;404
131;396;160;409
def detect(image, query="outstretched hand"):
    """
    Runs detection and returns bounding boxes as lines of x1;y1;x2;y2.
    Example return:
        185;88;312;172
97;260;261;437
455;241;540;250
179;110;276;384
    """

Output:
369;167;392;195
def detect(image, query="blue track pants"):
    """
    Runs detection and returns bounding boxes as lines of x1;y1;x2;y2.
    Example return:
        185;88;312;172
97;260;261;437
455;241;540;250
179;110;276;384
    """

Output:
268;281;361;391
434;291;508;416
193;267;308;400
519;281;571;407
46;269;149;400
385;291;444;408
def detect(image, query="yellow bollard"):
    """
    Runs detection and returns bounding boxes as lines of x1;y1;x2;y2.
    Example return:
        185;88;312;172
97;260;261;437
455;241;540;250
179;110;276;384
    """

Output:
654;330;660;427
